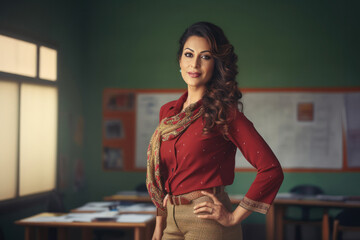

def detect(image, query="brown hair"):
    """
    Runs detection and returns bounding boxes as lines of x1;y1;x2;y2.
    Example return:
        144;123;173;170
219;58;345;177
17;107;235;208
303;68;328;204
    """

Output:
177;22;242;136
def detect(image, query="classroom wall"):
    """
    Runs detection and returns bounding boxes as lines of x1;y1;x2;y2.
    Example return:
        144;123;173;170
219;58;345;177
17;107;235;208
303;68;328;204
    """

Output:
0;0;359;239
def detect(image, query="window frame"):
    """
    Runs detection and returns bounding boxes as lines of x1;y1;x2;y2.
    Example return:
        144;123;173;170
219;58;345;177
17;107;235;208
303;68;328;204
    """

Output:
0;30;60;208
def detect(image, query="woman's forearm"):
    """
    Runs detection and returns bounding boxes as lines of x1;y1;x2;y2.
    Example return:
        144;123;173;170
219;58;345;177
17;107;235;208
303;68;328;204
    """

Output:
231;205;252;225
156;215;166;228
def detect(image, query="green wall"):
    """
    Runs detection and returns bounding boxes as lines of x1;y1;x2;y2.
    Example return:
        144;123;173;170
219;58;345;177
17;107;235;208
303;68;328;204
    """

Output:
0;0;359;239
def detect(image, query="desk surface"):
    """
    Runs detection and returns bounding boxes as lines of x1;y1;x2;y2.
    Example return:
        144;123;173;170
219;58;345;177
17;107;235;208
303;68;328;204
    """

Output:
15;212;155;228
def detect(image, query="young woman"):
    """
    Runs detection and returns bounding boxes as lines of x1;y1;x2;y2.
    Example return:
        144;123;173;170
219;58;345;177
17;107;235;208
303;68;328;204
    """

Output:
146;22;284;240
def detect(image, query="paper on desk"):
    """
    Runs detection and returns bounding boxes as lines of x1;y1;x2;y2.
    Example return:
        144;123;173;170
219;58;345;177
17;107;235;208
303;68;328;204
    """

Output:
276;192;298;199
24;211;119;223
316;195;346;201
75;201;116;212
66;211;119;222
116;214;154;223
75;206;109;212
117;203;156;212
23;216;66;222
85;202;116;207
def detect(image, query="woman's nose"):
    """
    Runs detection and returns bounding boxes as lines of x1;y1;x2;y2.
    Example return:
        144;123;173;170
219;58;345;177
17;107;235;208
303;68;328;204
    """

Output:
190;56;200;68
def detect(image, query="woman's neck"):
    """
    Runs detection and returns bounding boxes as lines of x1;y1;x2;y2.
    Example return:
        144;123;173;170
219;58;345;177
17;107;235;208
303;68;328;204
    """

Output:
182;86;205;111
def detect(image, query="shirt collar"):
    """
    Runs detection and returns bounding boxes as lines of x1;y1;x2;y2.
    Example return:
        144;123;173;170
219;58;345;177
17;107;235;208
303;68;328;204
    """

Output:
173;91;188;114
172;91;203;115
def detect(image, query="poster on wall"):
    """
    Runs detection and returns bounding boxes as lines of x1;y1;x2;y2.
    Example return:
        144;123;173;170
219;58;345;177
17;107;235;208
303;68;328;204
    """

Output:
102;89;136;171
235;92;344;169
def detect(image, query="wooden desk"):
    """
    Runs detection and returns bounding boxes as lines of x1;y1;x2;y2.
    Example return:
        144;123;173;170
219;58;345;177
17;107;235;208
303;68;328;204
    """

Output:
265;199;360;240
15;212;155;240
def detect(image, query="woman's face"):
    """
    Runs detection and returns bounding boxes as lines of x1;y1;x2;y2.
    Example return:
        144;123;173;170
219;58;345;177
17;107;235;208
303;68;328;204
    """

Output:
179;36;215;90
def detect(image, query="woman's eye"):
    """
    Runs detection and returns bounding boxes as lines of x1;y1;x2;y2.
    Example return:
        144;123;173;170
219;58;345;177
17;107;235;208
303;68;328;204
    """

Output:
202;55;211;60
184;52;193;57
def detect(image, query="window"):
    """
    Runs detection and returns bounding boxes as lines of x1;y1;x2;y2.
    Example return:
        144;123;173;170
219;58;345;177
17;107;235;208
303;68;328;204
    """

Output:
0;33;58;201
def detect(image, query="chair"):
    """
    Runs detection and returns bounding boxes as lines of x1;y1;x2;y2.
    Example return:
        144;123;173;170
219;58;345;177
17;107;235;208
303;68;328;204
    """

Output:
46;190;65;212
332;209;360;240
284;185;324;240
135;182;148;193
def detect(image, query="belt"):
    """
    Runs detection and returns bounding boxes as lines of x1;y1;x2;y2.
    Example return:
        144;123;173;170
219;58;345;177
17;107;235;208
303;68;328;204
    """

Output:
168;186;224;205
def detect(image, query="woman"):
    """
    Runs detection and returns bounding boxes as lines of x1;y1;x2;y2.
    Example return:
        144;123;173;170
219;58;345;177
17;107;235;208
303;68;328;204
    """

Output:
146;22;284;240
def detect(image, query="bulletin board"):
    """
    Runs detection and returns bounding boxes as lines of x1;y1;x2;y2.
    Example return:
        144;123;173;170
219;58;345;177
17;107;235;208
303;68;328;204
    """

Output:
102;88;360;172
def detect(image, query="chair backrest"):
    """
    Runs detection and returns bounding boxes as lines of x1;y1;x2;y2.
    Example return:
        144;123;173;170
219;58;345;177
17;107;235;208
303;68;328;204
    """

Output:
47;191;65;212
290;184;324;196
336;209;360;226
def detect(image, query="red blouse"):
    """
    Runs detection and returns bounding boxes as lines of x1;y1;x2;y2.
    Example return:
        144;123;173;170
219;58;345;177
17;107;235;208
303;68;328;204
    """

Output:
158;92;284;214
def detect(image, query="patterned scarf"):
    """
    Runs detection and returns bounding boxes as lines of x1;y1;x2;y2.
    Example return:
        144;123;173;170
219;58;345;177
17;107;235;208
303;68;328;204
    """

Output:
146;100;204;215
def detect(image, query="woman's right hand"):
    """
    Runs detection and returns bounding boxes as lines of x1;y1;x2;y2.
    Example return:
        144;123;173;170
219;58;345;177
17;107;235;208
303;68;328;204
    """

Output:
152;216;166;240
152;195;168;240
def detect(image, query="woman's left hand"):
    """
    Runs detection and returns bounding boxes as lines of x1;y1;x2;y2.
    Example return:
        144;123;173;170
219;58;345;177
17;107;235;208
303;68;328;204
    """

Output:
193;191;237;227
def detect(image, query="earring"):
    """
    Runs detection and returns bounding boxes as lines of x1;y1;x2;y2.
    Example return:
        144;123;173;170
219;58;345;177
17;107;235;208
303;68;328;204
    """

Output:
179;69;182;73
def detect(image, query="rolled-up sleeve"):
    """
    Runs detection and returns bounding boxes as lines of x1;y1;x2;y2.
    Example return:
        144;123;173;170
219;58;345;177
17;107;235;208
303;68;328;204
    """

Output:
227;109;284;214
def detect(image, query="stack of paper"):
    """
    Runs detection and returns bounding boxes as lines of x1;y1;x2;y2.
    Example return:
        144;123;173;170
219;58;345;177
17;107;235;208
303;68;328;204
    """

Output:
116;214;154;223
74;202;117;212
24;211;119;223
316;195;346;202
117;203;156;213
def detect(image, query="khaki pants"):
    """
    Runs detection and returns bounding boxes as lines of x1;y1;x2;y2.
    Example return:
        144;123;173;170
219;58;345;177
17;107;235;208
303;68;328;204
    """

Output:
162;191;243;240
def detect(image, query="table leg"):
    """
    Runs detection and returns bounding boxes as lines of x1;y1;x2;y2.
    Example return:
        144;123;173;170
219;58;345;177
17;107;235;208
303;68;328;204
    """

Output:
266;205;275;240
57;227;67;240
322;210;330;240
134;227;144;240
275;206;285;240
332;220;340;240
24;227;36;240
82;228;93;240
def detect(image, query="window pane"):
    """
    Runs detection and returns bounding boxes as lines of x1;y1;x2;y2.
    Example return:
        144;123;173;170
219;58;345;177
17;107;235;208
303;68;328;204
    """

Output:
0;80;18;201
0;35;37;77
19;84;58;196
39;46;57;81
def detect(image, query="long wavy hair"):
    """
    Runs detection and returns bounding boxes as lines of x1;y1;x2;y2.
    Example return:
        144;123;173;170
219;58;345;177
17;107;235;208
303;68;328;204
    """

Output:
177;22;242;136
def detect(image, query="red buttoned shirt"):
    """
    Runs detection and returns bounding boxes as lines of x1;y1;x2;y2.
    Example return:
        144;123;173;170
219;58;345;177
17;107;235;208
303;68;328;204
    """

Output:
158;92;283;214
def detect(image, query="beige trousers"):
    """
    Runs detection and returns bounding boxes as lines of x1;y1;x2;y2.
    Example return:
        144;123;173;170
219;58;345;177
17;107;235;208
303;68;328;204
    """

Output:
162;191;243;240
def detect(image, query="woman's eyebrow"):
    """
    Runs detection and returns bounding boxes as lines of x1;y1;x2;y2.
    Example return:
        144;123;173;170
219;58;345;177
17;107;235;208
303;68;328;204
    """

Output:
185;48;211;53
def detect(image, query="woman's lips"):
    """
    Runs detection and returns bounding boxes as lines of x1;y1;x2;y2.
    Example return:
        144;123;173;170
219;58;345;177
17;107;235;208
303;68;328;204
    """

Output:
188;72;201;78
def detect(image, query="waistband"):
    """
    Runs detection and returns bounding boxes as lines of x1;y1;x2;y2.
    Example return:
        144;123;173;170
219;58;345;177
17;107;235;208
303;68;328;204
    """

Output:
168;186;224;205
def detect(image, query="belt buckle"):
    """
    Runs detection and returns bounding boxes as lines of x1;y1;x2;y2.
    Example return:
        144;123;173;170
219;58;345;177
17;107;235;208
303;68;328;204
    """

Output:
175;196;180;205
